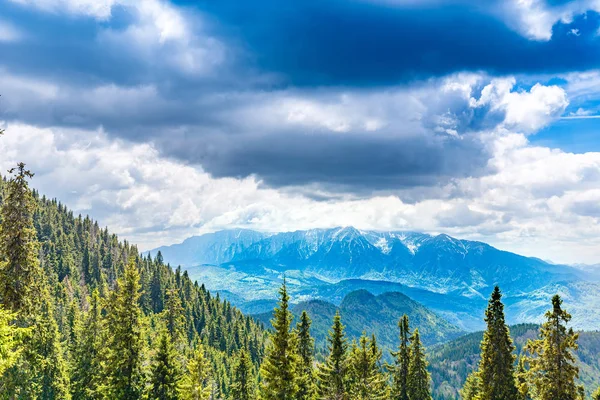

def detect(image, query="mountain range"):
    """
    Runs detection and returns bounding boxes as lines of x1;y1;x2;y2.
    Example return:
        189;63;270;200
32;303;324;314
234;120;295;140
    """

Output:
151;227;600;331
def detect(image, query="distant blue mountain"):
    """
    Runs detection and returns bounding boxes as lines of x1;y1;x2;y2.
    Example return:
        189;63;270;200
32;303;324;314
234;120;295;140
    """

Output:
151;227;598;331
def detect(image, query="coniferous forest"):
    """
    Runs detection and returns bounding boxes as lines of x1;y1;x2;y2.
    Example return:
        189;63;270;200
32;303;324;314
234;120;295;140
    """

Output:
0;159;599;400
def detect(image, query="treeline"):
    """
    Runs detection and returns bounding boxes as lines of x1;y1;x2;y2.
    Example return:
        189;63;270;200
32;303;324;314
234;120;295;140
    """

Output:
0;163;599;399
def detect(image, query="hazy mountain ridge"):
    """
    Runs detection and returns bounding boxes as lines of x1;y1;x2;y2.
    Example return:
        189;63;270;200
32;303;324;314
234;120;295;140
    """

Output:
152;227;599;331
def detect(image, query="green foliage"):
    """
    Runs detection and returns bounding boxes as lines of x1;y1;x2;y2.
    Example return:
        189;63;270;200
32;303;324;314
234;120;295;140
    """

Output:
260;280;299;400
150;329;182;400
317;311;349;400
100;259;146;399
230;349;255;400
0;306;26;376
407;329;431;400
476;286;518;400
524;295;583;400
179;345;212;400
347;333;388;400
296;310;316;400
390;314;411;400
460;372;481;400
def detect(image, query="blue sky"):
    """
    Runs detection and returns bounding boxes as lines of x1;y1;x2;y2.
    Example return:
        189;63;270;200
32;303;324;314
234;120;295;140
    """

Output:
2;0;600;263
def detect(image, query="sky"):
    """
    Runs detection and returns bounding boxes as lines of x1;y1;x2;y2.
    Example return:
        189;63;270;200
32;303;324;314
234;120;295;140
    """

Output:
2;0;600;264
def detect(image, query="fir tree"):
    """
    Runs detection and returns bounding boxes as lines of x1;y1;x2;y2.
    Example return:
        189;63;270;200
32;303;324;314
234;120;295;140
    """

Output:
296;310;316;400
317;311;349;400
260;280;299;400
515;356;530;400
230;349;255;400
71;289;104;400
390;314;411;400
407;329;431;400
525;295;583;400
179;344;212;400
0;163;41;314
150;329;182;400
164;287;185;345
476;286;518;400
101;259;146;399
460;372;481;400
348;333;388;400
0;306;27;377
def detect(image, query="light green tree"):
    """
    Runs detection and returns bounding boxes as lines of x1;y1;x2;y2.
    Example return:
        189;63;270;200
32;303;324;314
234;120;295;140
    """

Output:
317;311;349;400
179;344;212;400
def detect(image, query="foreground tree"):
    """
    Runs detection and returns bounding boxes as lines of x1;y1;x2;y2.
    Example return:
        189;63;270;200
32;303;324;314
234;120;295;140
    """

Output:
179;345;212;400
230;349;255;400
101;259;146;399
150;329;182;400
260;280;299;399
390;314;411;400
296;310;316;400
317;311;349;400
407;329;431;400
525;295;583;400
348;333;387;400
460;373;481;400
477;287;519;400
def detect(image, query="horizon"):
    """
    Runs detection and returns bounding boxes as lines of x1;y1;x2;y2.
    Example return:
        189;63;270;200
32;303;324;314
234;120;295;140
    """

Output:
3;0;600;264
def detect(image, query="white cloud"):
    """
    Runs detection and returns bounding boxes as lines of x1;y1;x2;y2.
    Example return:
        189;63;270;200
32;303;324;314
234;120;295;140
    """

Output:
9;0;117;19
0;20;23;42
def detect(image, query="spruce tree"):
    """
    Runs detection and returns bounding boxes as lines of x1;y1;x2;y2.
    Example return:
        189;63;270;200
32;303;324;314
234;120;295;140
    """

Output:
260;280;299;399
0;163;41;314
515;356;530;400
460;372;481;400
164;288;185;344
296;310;315;400
390;314;411;400
71;289;104;400
317;311;349;400
407;329;431;400
476;286;518;400
101;259;146;399
230;349;255;400
525;295;583;400
179;344;212;400
150;329;182;400
348;333;388;400
0;306;27;377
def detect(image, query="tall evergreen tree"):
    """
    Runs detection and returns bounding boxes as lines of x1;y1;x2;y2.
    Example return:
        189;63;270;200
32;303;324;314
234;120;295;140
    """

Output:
230;349;255;400
164;287;185;345
260;280;299;400
296;310;315;400
525;295;583;400
0;163;41;314
390;314;411;400
317;311;349;400
150;329;182;400
407;329;431;400
101;259;146;399
476;286;518;400
460;373;481;400
347;333;388;400
179;344;212;400
71;289;104;400
0;306;27;378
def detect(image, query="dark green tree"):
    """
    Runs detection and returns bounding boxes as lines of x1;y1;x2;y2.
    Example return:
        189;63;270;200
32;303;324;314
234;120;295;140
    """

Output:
317;311;349;400
260;280;299;399
476;286;518;400
390;314;410;400
525;295;583;400
296;310;315;400
407;329;431;400
348;333;388;400
150;329;182;400
230;349;255;400
101;259;146;399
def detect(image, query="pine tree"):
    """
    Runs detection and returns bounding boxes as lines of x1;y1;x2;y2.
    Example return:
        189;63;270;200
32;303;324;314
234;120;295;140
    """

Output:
71;289;104;400
230;349;255;400
407;329;431;400
317;311;349;400
164;288;185;345
476;286;518;400
347;333;388;400
179;344;212;400
0;163;41;314
525;295;583;400
390;314;411;400
0;306;27;377
260;280;299;400
150;329;182;400
515;356;530;400
296;310;315;400
101;259;146;399
460;372;481;400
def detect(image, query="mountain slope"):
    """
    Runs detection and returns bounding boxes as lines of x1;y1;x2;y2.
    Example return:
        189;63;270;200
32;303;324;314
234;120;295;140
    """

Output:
253;290;464;356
